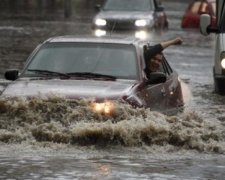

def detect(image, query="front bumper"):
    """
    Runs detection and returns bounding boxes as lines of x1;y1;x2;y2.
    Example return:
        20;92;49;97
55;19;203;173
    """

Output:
92;18;154;31
93;28;153;40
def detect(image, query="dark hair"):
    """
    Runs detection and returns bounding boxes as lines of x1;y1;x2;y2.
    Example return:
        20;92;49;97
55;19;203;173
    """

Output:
143;44;163;62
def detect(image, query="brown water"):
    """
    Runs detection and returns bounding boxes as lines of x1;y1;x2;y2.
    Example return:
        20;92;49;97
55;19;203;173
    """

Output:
1;1;225;179
0;96;224;153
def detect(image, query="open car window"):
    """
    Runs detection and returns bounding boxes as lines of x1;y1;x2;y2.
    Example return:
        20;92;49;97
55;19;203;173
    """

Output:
161;56;173;75
156;55;173;75
142;47;173;76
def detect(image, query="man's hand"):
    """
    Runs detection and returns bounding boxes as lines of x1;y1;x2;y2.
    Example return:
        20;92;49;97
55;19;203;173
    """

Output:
172;37;183;45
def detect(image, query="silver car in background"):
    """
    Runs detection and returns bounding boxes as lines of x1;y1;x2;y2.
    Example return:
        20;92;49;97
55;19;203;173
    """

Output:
92;0;168;38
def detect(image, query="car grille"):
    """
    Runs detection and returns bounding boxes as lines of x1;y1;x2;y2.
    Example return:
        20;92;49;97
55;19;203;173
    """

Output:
106;19;136;30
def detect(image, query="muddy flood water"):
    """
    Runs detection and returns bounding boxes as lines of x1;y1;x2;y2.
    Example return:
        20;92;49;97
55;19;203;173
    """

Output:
0;0;225;179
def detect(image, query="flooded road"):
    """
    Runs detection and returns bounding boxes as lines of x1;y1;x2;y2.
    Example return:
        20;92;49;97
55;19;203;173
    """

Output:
1;0;225;179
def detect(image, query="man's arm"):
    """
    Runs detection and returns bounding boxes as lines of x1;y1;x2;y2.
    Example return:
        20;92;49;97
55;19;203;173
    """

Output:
160;37;183;49
144;36;183;61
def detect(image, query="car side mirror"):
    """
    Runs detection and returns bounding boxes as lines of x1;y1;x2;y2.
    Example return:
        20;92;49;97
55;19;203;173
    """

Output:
5;69;19;81
147;72;166;84
200;14;219;35
95;4;101;12
200;14;211;35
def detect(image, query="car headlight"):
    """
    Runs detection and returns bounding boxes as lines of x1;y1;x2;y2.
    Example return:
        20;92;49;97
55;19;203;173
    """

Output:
220;52;225;69
95;18;107;26
135;19;147;27
135;30;147;40
221;58;225;69
91;101;114;115
95;29;106;37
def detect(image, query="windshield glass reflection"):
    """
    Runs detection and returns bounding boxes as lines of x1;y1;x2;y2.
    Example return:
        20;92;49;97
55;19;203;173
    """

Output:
103;0;153;11
24;42;139;80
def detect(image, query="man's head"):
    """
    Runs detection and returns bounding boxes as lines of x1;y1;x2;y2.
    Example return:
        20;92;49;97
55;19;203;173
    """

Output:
143;44;163;72
147;53;163;72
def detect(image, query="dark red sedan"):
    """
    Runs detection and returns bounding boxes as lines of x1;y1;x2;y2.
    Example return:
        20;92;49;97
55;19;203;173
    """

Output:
181;0;216;29
1;36;184;115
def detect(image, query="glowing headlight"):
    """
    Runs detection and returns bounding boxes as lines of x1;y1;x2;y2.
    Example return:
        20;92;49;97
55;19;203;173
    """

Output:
95;29;106;37
91;101;114;114
221;58;225;69
135;30;147;40
95;19;107;26
135;19;147;27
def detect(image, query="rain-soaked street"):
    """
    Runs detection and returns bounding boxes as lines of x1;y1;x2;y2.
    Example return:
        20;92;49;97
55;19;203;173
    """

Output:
0;0;225;179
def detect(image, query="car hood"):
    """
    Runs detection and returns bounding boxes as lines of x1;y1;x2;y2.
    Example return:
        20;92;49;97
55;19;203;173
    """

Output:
1;78;138;100
95;11;154;20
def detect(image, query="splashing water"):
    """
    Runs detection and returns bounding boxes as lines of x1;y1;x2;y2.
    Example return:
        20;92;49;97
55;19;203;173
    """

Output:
0;96;224;154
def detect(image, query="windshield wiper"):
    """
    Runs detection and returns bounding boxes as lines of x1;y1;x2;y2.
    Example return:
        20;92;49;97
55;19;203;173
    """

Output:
67;72;117;80
27;69;70;78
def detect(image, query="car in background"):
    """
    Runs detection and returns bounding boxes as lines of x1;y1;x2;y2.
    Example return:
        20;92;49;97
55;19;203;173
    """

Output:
181;0;216;29
92;0;168;38
1;36;184;115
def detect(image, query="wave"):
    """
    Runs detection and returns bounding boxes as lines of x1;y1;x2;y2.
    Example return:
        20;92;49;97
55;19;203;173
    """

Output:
0;96;224;154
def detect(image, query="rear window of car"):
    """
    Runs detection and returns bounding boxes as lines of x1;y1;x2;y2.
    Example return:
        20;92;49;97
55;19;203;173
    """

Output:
25;42;139;80
190;1;214;15
200;2;210;14
190;2;201;14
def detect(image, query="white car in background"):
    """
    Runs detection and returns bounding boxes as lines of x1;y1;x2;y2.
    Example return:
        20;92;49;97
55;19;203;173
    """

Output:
200;0;225;95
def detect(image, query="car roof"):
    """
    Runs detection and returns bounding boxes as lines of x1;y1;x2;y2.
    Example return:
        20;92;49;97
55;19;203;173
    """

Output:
45;35;146;46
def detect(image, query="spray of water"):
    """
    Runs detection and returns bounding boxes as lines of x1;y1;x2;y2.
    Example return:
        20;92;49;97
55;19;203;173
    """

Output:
0;96;224;153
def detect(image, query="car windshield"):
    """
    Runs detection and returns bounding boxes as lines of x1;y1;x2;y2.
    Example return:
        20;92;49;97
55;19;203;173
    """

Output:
103;0;153;11
24;42;139;80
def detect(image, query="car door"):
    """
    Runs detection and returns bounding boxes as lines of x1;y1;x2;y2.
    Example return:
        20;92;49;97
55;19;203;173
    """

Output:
143;53;183;114
143;54;167;112
144;81;167;112
161;56;184;114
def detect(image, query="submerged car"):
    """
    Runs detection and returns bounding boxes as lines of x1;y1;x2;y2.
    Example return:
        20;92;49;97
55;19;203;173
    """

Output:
92;0;168;37
1;36;184;115
181;0;216;29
